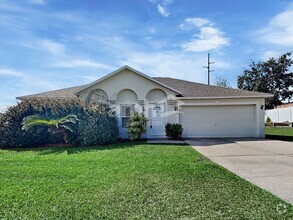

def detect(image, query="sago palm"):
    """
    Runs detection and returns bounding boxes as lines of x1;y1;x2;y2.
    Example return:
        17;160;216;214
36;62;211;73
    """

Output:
21;114;78;143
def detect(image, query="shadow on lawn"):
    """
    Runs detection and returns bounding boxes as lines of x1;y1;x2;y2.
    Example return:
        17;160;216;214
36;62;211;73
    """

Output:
1;141;144;155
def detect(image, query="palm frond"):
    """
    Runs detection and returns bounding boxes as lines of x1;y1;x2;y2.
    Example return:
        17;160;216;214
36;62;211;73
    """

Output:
22;118;56;131
21;114;78;132
57;114;78;124
21;115;47;125
59;124;74;132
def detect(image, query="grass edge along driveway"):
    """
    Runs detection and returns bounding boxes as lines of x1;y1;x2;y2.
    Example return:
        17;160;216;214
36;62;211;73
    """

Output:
266;126;293;142
0;143;292;219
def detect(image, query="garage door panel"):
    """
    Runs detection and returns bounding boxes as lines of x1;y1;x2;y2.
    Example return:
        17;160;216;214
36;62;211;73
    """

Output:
181;105;256;137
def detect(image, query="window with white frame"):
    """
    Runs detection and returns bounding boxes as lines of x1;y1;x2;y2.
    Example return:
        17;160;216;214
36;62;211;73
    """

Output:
121;105;134;128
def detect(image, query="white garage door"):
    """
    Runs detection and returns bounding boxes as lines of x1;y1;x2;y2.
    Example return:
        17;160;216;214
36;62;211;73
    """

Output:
181;105;256;137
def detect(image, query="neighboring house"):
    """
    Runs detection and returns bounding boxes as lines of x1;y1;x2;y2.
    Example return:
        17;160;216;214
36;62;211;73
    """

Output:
17;66;272;138
274;103;293;109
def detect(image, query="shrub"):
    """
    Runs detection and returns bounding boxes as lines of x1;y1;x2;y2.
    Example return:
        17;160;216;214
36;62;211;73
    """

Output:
265;116;273;127
266;117;271;124
0;98;79;148
165;123;183;139
127;112;148;140
0;98;118;148
78;105;118;146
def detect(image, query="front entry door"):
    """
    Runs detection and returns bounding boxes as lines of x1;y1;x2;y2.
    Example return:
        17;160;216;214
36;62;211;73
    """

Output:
149;104;165;136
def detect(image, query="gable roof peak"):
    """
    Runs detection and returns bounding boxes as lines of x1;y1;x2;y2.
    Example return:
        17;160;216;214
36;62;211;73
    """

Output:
74;65;181;95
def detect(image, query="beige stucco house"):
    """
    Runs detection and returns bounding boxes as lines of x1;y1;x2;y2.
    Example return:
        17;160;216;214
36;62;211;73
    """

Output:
17;66;272;139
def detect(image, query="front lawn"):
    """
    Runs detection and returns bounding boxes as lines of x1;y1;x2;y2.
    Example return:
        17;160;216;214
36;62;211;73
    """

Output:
266;127;293;141
0;143;292;219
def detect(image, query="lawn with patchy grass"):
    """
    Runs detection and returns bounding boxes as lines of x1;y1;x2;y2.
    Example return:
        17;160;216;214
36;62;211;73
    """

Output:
0;143;292;219
266;127;293;141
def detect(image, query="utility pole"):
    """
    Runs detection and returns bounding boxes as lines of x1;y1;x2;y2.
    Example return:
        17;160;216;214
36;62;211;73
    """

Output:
203;53;214;85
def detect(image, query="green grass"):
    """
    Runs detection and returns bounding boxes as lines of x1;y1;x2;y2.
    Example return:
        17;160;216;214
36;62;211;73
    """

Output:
0;143;292;219
266;127;293;141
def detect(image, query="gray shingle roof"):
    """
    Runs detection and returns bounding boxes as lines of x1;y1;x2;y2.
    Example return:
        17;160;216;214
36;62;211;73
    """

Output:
17;85;86;100
17;77;271;100
153;77;270;98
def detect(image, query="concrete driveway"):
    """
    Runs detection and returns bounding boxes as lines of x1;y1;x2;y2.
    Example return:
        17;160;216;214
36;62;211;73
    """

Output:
185;138;293;204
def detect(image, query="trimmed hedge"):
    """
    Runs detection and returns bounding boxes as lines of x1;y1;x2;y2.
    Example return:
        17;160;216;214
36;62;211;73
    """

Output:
0;98;118;148
79;104;119;146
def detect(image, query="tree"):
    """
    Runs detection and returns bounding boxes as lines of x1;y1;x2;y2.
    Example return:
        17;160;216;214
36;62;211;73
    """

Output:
22;114;78;143
237;52;293;109
215;76;231;88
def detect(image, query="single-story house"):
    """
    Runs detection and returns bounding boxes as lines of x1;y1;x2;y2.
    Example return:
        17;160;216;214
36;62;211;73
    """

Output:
17;65;272;139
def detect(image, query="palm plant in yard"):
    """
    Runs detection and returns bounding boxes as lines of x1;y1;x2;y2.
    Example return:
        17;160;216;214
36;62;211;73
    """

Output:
21;114;78;143
127;112;148;140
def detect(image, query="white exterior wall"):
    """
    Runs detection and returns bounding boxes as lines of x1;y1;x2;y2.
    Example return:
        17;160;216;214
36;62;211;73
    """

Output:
79;69;176;101
166;102;178;124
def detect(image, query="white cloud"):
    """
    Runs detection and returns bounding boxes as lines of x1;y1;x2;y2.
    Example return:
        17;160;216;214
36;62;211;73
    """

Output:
180;17;230;52
182;27;230;52
149;0;172;17
261;50;282;60
179;18;211;29
28;0;46;5
53;59;113;69
38;39;65;54
0;67;59;108
163;0;173;4
0;68;24;77
144;36;153;40
259;9;293;46
0;1;28;12
157;4;169;17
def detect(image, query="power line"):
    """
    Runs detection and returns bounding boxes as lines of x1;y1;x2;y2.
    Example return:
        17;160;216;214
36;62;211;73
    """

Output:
203;53;215;85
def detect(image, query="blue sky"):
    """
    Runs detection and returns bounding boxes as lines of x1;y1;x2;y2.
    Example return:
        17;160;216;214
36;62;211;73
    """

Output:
0;0;292;111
